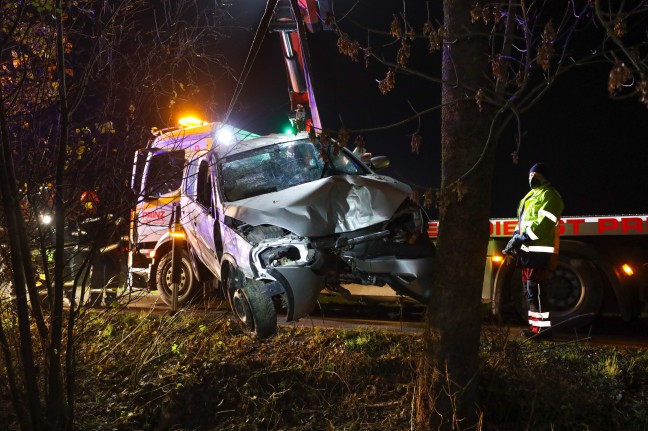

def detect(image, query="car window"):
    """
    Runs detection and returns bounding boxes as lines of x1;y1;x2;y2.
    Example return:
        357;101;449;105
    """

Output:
145;150;185;198
325;145;366;175
184;160;199;198
196;160;213;209
218;139;369;202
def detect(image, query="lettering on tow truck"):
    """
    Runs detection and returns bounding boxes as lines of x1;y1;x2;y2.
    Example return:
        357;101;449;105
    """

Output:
598;216;647;235
489;220;517;236
141;210;166;220
560;218;585;235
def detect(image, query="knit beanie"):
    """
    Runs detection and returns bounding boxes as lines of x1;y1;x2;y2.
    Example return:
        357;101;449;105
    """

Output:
529;162;549;180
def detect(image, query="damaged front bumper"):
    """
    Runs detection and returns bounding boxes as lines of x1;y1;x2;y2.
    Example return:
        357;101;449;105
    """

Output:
249;235;434;322
348;254;434;302
266;266;325;321
242;202;435;322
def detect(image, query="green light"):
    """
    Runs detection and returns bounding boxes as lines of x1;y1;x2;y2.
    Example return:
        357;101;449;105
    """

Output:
284;127;294;135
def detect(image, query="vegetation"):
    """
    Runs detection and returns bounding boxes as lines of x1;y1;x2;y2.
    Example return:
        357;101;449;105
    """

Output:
1;309;646;430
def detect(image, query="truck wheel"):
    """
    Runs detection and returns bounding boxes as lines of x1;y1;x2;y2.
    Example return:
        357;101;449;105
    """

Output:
155;249;200;306
541;256;603;329
494;255;603;329
226;268;277;339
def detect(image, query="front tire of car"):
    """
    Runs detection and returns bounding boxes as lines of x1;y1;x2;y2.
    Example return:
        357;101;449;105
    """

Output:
226;268;277;339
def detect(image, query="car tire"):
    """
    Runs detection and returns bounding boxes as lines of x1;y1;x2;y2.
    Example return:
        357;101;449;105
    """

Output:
226;268;277;339
155;249;200;306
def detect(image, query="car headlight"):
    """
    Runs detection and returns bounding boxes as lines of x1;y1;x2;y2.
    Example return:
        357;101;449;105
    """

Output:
259;245;304;267
251;240;314;278
386;202;427;243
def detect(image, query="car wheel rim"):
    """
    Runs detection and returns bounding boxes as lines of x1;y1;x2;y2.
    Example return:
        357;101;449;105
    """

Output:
232;289;254;330
164;262;188;295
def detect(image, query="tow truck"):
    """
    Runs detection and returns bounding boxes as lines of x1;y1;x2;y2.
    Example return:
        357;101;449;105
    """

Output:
128;120;259;302
465;216;648;328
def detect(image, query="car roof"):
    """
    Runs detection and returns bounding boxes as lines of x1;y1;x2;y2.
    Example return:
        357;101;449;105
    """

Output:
151;122;260;153
213;131;312;159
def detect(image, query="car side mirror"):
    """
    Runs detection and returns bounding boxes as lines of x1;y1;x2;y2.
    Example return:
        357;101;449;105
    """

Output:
370;156;390;171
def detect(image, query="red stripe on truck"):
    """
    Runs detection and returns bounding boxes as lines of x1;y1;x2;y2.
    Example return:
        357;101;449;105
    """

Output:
427;215;648;239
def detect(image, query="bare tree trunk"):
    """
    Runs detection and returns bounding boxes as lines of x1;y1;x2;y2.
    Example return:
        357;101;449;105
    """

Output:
46;1;71;428
0;318;29;429
416;1;496;428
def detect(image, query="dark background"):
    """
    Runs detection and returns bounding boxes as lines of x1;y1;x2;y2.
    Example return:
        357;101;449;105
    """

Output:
190;1;648;219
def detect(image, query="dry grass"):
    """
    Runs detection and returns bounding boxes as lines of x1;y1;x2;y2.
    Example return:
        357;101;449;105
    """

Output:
1;310;648;430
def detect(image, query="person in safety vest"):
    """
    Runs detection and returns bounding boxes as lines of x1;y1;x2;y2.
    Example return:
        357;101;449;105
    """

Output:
503;162;564;338
80;190;100;214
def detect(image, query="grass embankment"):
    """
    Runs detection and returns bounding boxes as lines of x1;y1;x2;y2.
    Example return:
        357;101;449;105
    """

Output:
2;310;648;430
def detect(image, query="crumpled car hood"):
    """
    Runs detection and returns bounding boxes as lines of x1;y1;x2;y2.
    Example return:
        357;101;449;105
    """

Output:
223;174;411;237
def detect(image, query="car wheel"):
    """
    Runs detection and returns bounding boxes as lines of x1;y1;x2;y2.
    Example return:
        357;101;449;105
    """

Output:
155;249;200;306
226;268;277;339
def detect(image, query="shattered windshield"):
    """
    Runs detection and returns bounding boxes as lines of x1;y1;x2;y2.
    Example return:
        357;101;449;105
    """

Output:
218;138;368;202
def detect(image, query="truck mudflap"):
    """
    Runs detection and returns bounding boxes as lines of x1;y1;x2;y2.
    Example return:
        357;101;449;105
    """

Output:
350;255;435;302
268;267;325;321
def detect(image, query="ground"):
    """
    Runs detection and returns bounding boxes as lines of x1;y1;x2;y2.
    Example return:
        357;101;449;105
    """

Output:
1;309;648;430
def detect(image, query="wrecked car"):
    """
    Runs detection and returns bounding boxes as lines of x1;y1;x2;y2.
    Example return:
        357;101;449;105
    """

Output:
180;131;434;338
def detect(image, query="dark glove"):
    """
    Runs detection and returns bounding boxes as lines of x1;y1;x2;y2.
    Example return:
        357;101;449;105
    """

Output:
502;233;529;256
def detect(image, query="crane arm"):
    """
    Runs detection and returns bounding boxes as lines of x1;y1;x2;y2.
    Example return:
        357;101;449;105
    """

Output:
269;0;331;134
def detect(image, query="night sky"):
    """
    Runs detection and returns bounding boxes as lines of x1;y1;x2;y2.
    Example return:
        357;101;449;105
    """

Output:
206;1;648;219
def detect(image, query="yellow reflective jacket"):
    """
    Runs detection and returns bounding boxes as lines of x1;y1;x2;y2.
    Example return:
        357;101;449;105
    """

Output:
516;184;564;268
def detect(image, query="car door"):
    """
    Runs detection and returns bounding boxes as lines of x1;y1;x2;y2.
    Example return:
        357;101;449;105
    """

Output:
180;156;202;253
137;149;185;249
192;157;220;277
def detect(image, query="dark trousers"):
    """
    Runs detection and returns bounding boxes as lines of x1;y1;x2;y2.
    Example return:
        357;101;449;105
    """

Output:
522;267;552;332
521;267;550;312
